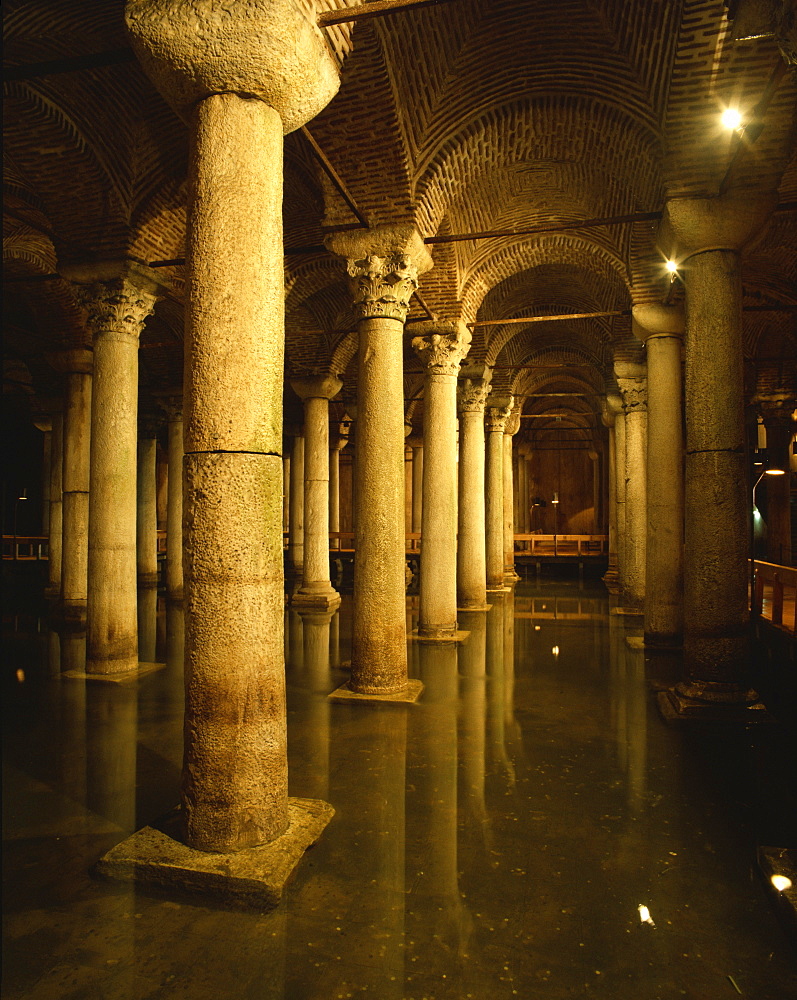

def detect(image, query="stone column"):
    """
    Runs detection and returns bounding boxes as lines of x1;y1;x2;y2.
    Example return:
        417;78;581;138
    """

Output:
126;0;339;852
503;407;521;582
67;267;159;674
50;349;93;626
136;415;160;589
601;395;622;592
633;303;685;645
45;411;64;598
457;371;492;610
756;398;794;565
326;225;432;699
613;400;628;594
588;449;600;532
657;190;776;714
409;436;424;536
615;361;647;608
290;374;342;610
411;322;472;638
517;443;530;534
158;394;184;602
329;422;348;550
485;397;512;591
36;419;52;536
288;430;305;583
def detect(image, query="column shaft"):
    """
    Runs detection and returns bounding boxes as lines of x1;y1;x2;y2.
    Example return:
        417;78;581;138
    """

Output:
136;431;159;587
622;407;647;606
47;413;64;597
166;406;184;600
502;433;516;580
485;403;510;590
61;367;92;621
411;444;424;535
289;434;305;578
457;408;488;609
614;412;627;594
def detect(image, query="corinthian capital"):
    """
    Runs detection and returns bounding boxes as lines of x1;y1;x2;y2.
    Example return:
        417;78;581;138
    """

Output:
411;321;471;375
505;407;522;436
616;378;647;412
485;396;513;433
74;279;159;342
325;225;433;323
457;377;492;414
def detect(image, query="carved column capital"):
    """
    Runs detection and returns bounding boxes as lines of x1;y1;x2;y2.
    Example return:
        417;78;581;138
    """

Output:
64;264;162;344
616;378;648;412
290;374;343;401
658;190;777;262
457;376;492;414
326;225;433;323
46;348;94;375
485;397;513;433
632;302;685;343
504;407;522;437
411;322;471;375
156;392;184;422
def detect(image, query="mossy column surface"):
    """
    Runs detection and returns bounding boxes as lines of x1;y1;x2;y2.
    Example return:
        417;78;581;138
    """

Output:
69;271;159;675
485;398;512;591
615;362;647;608
457;372;491;610
49;349;93;625
411;323;472;637
326;227;432;694
633;304;685;645
126;0;339;850
659;191;775;708
290;375;343;610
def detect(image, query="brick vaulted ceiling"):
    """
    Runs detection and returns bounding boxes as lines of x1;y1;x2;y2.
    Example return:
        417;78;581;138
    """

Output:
3;0;796;439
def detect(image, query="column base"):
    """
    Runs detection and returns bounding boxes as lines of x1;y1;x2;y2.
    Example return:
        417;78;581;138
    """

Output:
410;627;470;643
291;588;341;611
486;585;511;595
504;570;520;582
602;569;620;594
93;797;334;911
610;606;644;618
457;603;492;612
57;600;88;631
328;679;424;704
656;682;771;725
63;661;166;683
137;573;159;588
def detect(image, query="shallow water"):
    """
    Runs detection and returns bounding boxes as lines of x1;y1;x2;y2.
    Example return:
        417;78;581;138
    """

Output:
3;577;796;999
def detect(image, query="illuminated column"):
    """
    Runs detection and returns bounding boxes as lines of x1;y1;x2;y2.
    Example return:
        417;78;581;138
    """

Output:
126;0;339;850
288;430;305;581
411;322;471;638
45;410;64;598
456;370;491;610
408;436;424;536
658;190;775;714
67;267;160;674
158;394;184;601
329;421;348;549
136;415;160;589
613;401;627;595
601;395;621;593
485;397;512;590
503;406;521;581
326;225;432;698
517;443;530;534
290;374;342;610
615;361;647;608
49;349;93;625
633;303;685;645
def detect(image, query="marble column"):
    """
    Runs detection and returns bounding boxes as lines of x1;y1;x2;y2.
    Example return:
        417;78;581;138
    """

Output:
411;322;472;638
45;411;64;598
485;397;512;591
288;430;305;582
756;399;794;565
326;225;432;699
66;267;159;674
329;422;348;551
517;443;530;534
136;415;160;589
633;303;685;645
127;0;339;850
503;407;521;581
456;370;492;610
158;394;184;601
615;361;647;608
282;450;290;536
657;190;776;714
601;395;622;593
290;374;342;610
408;436;424;536
50;349;93;626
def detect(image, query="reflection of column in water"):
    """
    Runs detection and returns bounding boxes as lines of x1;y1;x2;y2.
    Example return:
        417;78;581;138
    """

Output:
156;593;166;659
486;598;511;780
86;683;138;834
59;650;88;822
608;612;628;773
412;643;468;965
458;611;488;838
298;609;333;801
165;602;185;672
502;587;521;765
48;630;61;679
328;708;406;998
286;606;304;675
60;630;87;674
624;643;647;811
330;610;340;670
137;585;158;663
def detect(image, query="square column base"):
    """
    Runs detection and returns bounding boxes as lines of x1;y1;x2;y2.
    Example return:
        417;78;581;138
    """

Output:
290;590;341;611
656;688;772;726
93;797;334;911
410;628;470;644
328;679;424;704
63;661;166;683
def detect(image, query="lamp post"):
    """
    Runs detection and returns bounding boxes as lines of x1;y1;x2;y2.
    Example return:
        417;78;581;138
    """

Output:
750;467;785;616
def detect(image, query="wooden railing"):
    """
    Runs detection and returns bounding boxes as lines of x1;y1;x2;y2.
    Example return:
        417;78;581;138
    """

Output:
514;534;608;556
2;535;48;560
752;559;796;634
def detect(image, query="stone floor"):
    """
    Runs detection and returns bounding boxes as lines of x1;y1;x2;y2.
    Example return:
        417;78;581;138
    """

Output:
3;575;796;1000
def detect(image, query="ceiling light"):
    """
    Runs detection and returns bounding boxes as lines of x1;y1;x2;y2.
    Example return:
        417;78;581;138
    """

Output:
721;108;743;131
665;259;678;273
771;875;792;892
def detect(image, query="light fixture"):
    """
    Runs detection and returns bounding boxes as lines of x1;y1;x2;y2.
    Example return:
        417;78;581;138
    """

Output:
17;489;28;501
551;492;559;505
721;107;743;131
750;467;786;615
771;875;792;892
551;645;559;657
